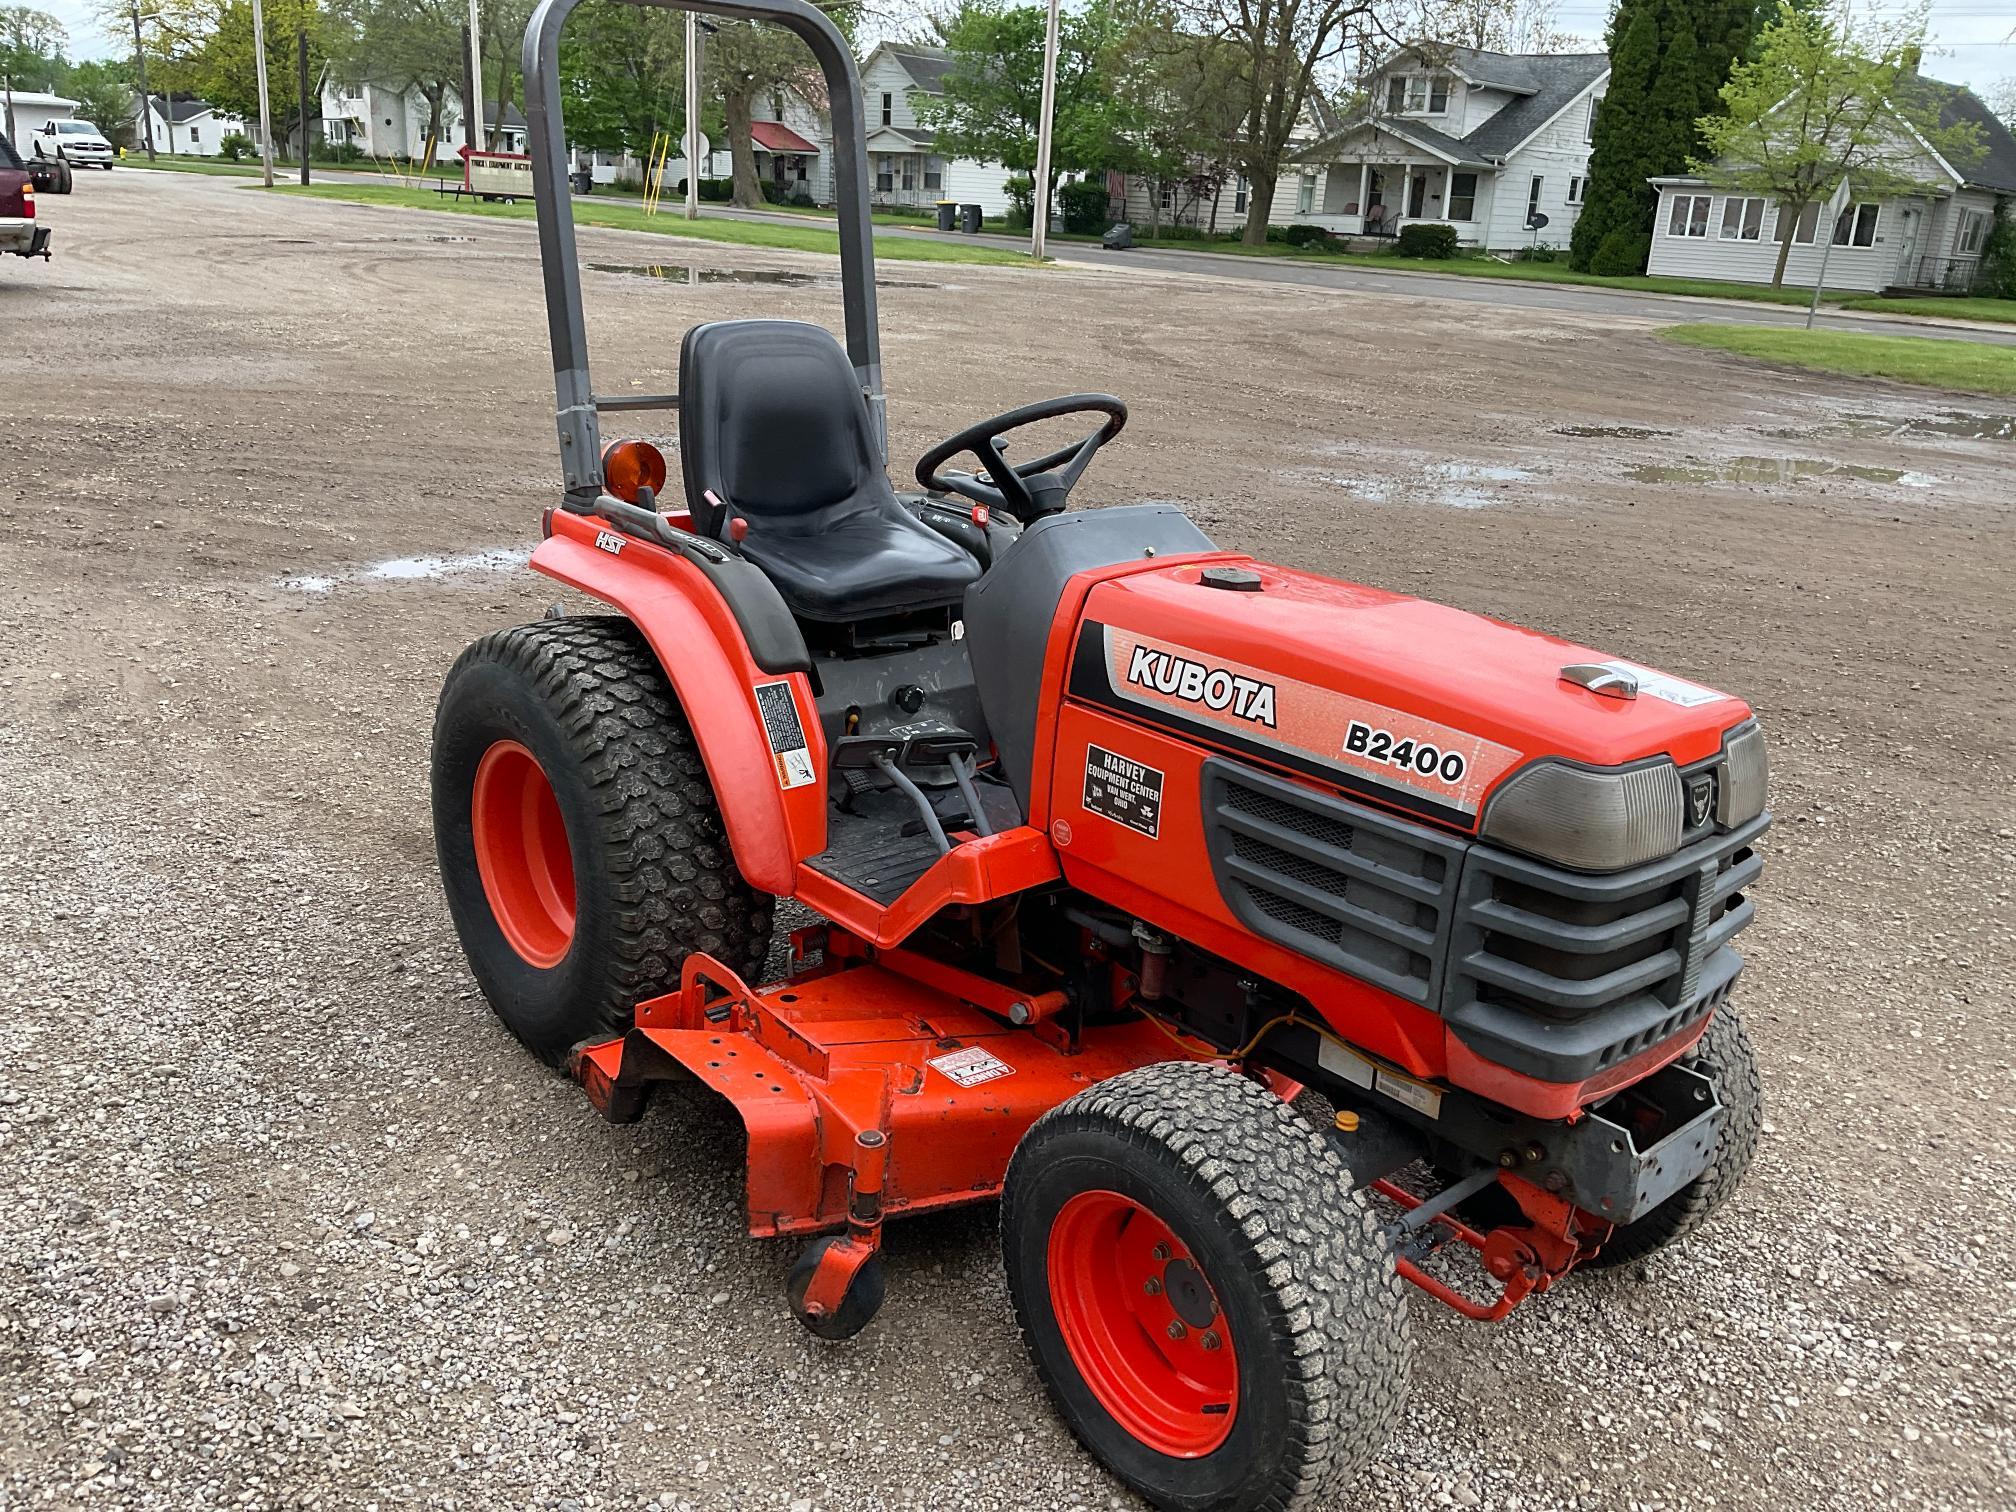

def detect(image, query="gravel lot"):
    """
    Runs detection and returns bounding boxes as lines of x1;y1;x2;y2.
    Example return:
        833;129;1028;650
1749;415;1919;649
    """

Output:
2;170;2012;1512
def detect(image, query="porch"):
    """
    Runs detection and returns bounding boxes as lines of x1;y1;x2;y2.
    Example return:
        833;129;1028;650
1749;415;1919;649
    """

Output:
1284;159;1488;243
865;125;946;211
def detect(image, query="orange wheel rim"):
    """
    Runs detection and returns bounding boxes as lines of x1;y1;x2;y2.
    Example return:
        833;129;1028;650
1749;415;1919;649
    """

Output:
471;740;576;968
1047;1190;1238;1457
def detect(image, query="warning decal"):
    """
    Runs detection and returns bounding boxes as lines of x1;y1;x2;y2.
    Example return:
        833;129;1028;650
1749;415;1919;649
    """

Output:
926;1045;1015;1088
753;680;816;790
1083;744;1165;838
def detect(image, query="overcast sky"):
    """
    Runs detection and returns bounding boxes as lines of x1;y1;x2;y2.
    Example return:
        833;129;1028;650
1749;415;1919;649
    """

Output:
38;0;2015;104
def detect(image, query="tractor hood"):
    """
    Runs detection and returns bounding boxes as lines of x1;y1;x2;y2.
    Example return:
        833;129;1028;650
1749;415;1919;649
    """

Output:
1069;559;1753;832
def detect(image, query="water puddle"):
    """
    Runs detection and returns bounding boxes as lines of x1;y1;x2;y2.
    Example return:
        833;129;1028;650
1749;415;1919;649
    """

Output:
588;262;943;289
1621;457;1936;488
1330;463;1537;510
1553;425;1673;440
280;546;532;594
1763;411;2016;443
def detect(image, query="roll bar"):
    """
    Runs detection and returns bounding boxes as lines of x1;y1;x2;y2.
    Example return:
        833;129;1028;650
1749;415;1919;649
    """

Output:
522;0;885;506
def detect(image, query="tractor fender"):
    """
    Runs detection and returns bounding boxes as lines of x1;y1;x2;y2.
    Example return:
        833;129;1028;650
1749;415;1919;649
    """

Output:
530;524;827;894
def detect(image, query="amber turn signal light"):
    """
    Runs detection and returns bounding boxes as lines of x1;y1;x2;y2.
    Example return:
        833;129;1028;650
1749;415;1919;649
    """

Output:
601;439;667;504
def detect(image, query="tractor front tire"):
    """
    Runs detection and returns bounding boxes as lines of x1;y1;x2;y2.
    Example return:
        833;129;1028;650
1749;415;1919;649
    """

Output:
1586;1003;1762;1269
1003;1062;1410;1512
432;616;771;1067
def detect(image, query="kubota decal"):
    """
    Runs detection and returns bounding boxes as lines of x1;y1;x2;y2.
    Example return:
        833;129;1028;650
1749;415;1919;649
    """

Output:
1092;625;1520;818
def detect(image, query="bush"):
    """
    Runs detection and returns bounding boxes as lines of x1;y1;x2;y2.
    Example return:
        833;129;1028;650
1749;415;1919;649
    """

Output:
1515;241;1560;263
1001;174;1035;230
314;140;365;164
1589;227;1651;276
218;132;253;163
760;181;787;204
1058;177;1110;235
1395;222;1459;259
1978;196;2016;299
1276;223;1334;249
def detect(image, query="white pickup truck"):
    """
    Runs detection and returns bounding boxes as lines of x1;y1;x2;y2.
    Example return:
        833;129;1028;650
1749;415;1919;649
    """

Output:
32;118;117;173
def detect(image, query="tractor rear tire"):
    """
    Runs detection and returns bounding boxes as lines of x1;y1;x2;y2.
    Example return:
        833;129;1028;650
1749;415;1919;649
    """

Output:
1585;1003;1762;1269
432;616;772;1068
1003;1062;1410;1512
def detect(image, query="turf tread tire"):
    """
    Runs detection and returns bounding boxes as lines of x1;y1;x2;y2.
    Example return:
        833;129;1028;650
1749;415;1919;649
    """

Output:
432;616;771;1066
1003;1061;1410;1512
1586;1004;1762;1269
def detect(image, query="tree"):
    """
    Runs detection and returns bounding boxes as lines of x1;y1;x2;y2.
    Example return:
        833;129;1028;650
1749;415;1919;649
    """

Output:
1987;78;2015;133
325;0;459;155
704;5;854;210
1109;7;1247;234
2;5;66;142
1170;0;1392;245
1691;2;1982;287
65;59;136;145
915;0;1137;200
477;0;534;148
556;1;688;162
1408;0;1578;54
192;0;329;149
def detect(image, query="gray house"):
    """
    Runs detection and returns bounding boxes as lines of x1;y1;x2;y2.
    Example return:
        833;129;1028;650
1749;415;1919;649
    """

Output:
1285;45;1610;250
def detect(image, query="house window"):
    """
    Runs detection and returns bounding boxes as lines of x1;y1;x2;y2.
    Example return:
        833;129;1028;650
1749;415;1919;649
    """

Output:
1567;176;1583;205
1791;201;1822;243
902;165;916;191
1586;97;1598;143
1719;196;1766;241
1526;175;1543;221
1234;174;1248;213
875;155;893;193
1159;181;1173;212
880;92;892;126
1387;76;1407;114
1448;171;1476;220
1428;77;1449;114
1388;74;1450;114
1667;194;1712;237
1297;173;1315;215
1957;208;1990;255
1833;202;1878;247
190;126;201;143
923;161;942;191
770;91;785;120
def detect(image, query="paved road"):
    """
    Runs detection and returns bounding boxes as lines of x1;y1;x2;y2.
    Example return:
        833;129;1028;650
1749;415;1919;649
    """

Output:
704;201;2016;348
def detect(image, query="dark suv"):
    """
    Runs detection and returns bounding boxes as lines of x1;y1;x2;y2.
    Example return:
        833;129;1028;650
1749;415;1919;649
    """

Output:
2;134;53;262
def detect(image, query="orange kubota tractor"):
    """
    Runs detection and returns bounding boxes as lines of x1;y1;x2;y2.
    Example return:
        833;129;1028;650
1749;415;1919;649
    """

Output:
432;3;1768;1506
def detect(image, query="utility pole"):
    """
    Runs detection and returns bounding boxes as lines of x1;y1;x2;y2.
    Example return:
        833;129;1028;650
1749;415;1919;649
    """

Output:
165;89;175;155
297;29;311;185
250;0;274;187
467;0;485;150
130;3;156;162
460;21;477;153
684;12;700;220
1029;0;1061;260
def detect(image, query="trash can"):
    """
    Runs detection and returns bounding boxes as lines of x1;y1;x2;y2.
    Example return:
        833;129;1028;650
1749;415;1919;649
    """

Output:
935;200;957;232
1101;223;1134;250
959;203;983;234
572;168;594;195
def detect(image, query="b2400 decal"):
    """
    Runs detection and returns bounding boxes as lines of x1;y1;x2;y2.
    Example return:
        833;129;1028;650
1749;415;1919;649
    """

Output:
1089;623;1522;822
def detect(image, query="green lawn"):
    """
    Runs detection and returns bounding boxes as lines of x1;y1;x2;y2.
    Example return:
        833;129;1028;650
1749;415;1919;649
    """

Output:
262;183;1042;266
1836;295;2016;326
1661;324;2016;396
122;154;263;177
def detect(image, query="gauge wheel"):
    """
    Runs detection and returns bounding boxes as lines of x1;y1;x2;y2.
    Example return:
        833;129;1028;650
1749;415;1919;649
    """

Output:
1003;1061;1410;1511
431;616;772;1067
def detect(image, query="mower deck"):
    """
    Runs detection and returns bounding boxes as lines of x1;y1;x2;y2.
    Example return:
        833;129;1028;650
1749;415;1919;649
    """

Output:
575;936;1174;1239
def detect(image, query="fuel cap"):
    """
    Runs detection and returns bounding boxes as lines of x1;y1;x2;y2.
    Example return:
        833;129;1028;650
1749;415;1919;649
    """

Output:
1199;566;1263;592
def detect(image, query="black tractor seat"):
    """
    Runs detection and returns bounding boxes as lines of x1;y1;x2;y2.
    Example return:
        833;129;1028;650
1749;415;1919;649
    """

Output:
679;319;981;621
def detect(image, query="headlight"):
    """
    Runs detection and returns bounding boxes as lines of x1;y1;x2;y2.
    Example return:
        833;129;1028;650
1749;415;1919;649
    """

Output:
1480;759;1683;872
1718;720;1768;826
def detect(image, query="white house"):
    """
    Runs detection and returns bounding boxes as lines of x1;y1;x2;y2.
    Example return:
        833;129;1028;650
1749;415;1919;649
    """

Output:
132;95;248;157
1280;44;1609;250
3;90;78;155
1646;73;2016;293
858;43;1015;215
1104;95;1342;235
321;79;526;161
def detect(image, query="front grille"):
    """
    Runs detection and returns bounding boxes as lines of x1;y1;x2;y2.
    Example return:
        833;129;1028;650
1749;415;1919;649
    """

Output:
1201;762;1466;1006
1444;817;1766;1081
1199;755;1768;1089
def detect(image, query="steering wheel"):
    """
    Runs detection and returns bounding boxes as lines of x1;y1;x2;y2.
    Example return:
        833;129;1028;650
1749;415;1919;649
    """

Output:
916;394;1127;521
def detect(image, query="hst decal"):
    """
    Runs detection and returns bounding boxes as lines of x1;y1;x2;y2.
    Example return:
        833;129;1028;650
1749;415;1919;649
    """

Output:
1125;645;1278;727
1080;623;1522;822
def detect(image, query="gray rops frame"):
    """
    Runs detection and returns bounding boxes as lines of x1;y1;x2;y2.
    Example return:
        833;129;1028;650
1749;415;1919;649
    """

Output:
523;0;885;508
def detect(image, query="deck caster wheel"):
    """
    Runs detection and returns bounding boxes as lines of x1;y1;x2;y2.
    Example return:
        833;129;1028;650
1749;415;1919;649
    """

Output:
787;1236;885;1341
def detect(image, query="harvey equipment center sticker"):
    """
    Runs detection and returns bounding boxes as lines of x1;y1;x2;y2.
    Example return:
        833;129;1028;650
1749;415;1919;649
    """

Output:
1083;744;1165;838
